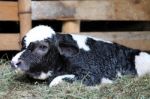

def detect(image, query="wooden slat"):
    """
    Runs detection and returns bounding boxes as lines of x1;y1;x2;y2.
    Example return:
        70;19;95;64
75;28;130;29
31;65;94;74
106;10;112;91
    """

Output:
0;32;149;51
32;1;76;20
32;0;150;20
18;0;32;38
62;21;80;33
114;0;150;20
0;1;18;21
81;32;150;41
77;32;150;50
0;34;20;50
114;40;150;51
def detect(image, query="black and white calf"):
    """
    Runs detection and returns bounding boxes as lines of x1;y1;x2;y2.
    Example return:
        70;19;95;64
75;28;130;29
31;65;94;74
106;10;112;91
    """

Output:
11;25;150;87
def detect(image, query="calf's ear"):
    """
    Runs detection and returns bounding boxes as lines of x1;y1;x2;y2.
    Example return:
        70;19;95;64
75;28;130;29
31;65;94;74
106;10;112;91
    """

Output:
57;42;79;57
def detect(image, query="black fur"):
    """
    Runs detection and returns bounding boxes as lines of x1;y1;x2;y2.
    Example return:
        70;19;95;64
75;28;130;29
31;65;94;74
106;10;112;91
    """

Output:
13;33;141;86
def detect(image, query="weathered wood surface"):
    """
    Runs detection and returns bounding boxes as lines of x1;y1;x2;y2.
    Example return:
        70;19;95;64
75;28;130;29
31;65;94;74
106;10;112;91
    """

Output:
75;32;150;50
81;32;150;41
18;0;32;39
32;0;150;20
0;1;18;21
0;34;20;50
0;32;150;50
62;21;80;33
0;0;149;51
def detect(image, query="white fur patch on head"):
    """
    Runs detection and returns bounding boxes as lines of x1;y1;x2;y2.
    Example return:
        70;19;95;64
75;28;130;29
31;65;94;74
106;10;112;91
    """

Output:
49;74;75;87
33;71;53;80
11;50;25;68
101;78;113;84
135;52;150;76
24;25;55;48
71;34;90;51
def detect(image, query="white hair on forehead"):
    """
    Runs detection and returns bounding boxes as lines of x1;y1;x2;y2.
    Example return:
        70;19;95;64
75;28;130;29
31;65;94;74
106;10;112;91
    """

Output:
24;25;55;48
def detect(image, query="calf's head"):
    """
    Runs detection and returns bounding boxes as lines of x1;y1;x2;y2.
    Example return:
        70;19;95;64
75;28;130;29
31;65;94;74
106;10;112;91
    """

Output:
21;25;55;50
11;33;79;79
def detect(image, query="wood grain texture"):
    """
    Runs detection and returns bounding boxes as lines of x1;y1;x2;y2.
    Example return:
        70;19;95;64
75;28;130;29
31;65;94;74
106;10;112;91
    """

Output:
0;1;18;21
0;34;20;50
80;32;150;41
18;0;32;39
62;21;80;33
114;0;150;20
32;0;150;20
75;32;150;50
0;32;149;50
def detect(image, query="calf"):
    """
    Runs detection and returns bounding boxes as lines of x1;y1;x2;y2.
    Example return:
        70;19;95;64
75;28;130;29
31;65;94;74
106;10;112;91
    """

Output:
11;25;150;87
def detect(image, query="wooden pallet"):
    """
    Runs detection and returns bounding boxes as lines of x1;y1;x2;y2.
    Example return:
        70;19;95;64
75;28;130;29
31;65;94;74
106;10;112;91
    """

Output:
0;0;150;50
0;0;31;50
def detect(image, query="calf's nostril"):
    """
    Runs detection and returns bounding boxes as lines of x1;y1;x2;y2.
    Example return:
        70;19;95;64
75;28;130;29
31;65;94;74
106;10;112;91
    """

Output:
16;59;25;67
11;60;23;68
10;61;20;69
16;61;22;66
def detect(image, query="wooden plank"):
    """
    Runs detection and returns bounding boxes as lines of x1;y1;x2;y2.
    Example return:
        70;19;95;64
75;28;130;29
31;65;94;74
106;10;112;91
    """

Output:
0;34;20;50
32;0;150;20
0;1;18;21
62;21;80;33
32;1;77;20
0;32;149;50
76;32;150;50
18;0;32;39
114;0;150;20
114;40;150;51
80;32;150;41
